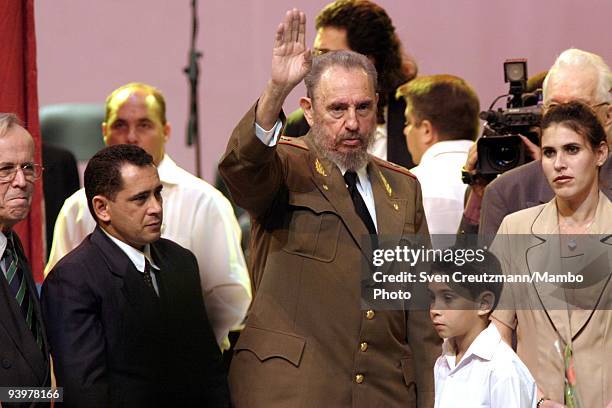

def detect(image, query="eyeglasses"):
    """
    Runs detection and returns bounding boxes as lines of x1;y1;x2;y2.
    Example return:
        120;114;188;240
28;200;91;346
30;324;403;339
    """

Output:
0;163;44;182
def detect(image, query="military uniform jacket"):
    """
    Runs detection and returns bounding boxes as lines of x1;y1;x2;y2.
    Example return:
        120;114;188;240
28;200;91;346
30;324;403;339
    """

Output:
219;103;440;407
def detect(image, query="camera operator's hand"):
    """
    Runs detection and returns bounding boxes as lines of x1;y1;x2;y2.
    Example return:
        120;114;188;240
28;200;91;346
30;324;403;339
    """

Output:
464;142;478;173
463;143;488;198
519;134;541;160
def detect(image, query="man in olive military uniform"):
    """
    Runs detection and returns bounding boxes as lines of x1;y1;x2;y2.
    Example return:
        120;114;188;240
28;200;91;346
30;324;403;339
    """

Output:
219;9;440;407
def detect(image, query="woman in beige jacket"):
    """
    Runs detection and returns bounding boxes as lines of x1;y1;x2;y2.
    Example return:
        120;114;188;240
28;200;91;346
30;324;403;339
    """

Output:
491;101;611;408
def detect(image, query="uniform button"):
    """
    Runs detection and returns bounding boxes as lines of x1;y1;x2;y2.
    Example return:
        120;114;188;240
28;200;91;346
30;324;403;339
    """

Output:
360;342;368;352
366;310;375;320
355;374;364;384
1;359;11;369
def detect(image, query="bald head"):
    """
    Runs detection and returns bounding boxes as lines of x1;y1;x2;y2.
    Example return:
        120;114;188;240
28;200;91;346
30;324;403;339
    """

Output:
543;48;612;144
102;83;171;165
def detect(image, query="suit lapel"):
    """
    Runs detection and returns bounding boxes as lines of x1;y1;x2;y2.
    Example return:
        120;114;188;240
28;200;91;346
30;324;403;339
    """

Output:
90;228;159;311
369;161;410;279
565;194;612;338
527;195;612;342
0;235;48;384
525;201;574;344
369;162;406;241
150;242;172;300
304;137;372;259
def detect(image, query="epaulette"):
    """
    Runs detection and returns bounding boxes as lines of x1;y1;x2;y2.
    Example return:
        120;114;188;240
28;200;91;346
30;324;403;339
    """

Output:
373;156;416;179
279;135;309;151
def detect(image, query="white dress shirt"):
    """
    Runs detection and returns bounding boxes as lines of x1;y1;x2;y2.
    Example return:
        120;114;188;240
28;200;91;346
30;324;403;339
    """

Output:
101;228;161;296
0;231;9;275
256;121;377;230
368;123;388;161
45;154;251;350
410;140;472;247
434;323;537;408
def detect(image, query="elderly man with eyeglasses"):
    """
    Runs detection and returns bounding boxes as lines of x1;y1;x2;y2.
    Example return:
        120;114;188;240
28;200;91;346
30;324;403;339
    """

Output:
0;113;51;401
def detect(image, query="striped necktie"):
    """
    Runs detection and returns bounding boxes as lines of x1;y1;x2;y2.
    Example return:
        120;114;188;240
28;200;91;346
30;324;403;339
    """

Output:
2;234;42;350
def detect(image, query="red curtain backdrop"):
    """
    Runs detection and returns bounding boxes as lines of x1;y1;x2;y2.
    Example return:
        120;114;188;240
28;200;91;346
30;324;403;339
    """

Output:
0;0;45;281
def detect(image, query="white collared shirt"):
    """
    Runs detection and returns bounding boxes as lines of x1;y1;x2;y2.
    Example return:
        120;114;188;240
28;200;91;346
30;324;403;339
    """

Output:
434;323;537;408
46;154;251;350
410;140;472;246
256;121;377;231
100;228;161;296
0;231;9;275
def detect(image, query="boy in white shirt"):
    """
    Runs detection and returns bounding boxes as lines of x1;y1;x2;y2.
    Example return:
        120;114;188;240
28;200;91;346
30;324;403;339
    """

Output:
428;250;537;407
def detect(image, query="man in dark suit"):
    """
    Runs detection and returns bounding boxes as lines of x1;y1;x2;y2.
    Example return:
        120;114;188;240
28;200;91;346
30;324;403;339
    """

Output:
282;0;417;169
220;10;439;407
478;48;612;242
41;144;228;407
0;113;50;401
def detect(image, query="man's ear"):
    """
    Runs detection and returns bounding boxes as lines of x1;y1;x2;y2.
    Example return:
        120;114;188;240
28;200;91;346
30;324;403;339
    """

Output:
603;104;612;142
476;290;495;317
101;122;109;146
163;122;171;143
420;119;436;145
92;195;111;223
300;97;315;127
604;103;612;127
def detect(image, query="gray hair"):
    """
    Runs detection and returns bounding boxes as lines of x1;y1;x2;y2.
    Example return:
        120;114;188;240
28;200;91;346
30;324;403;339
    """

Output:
304;50;378;101
0;113;21;139
543;48;611;104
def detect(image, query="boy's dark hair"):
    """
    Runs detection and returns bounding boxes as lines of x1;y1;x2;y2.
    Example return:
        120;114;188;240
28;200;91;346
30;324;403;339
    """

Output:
431;249;503;312
84;144;154;221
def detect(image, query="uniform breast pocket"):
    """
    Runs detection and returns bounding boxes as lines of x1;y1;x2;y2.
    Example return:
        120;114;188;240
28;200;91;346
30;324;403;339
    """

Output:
283;192;341;262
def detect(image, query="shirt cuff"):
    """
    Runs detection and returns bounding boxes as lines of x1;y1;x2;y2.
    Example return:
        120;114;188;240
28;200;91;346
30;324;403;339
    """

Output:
255;119;283;146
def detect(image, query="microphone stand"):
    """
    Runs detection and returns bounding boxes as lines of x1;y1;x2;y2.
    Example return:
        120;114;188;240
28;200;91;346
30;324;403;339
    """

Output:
184;0;202;177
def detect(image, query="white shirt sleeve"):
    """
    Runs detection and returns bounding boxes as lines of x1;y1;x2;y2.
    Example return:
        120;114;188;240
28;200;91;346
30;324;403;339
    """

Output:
489;362;538;408
185;188;251;351
45;189;97;275
255;119;283;146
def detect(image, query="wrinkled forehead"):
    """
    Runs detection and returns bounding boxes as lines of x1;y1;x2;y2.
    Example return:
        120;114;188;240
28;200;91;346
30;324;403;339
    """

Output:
0;125;35;158
314;66;376;102
544;67;598;104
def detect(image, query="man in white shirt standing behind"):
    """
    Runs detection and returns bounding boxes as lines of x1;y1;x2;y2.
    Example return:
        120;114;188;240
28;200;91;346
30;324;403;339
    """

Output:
46;82;251;350
396;75;478;245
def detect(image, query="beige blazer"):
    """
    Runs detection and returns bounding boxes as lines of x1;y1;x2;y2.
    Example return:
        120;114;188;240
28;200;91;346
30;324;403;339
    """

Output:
492;192;612;407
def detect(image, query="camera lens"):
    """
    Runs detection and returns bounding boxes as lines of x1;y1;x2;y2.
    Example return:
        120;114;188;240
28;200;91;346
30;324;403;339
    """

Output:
492;145;519;168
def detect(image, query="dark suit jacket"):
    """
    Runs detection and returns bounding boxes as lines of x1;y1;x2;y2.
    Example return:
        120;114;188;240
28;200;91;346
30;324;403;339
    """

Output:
219;104;440;407
283;92;415;168
0;233;50;407
479;156;612;243
42;143;79;259
41;227;228;408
